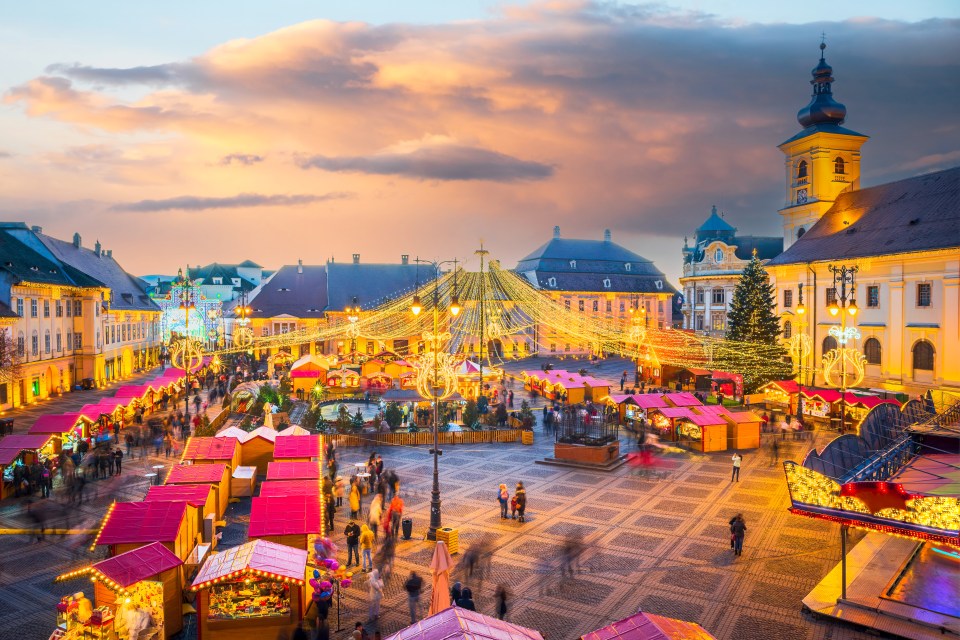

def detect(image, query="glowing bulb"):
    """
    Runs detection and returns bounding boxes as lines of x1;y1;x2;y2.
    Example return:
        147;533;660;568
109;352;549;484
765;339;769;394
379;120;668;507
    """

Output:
828;303;840;316
411;295;422;316
796;303;805;315
848;300;858;316
450;295;461;317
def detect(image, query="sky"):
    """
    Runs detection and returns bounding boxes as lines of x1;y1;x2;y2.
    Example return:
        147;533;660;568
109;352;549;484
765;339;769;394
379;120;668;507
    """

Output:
1;1;958;285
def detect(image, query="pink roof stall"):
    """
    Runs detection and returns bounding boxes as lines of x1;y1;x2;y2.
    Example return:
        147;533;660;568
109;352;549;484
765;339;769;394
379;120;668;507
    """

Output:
192;539;308;586
27;413;91;436
94;501;196;560
145;483;218;524
247;495;322;549
663;392;702;407
259;480;321;498
385;606;544;640
266;461;323;481
181;436;241;470
113;384;154;399
581;611;717;640
273;434;322;461
165;463;231;518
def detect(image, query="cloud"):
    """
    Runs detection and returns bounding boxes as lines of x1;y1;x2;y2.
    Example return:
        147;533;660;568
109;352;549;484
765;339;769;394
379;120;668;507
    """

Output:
113;192;352;212
298;138;554;181
44;62;187;86
220;153;265;166
0;151;11;158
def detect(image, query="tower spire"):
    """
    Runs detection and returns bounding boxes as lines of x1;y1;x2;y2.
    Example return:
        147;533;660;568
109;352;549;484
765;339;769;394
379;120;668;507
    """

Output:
797;40;847;128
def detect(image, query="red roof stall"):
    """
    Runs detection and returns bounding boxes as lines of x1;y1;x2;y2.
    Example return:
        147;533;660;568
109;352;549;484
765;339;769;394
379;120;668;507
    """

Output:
677;413;728;452
191;539;308;640
93;501;196;561
27;413;93;453
273;435;322;462
581;611;717;639
259;480;321;498
385;607;544;640
723;411;762;450
247;495;322;550
181;437;241;472
145;483;218;531
55;542;185;639
266;461;323;482
0;434;57;499
165;463;231;518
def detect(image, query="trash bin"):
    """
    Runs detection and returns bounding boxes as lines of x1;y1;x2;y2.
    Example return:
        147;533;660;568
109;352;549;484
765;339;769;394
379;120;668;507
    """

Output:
401;517;413;540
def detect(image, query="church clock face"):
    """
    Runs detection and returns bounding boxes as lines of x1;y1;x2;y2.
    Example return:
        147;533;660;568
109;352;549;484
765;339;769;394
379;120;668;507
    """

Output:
797;188;808;204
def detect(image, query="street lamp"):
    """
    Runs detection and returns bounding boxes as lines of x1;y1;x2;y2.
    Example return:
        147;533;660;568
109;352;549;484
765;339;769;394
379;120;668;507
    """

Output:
346;297;361;363
173;268;199;427
411;258;460;541
825;264;859;433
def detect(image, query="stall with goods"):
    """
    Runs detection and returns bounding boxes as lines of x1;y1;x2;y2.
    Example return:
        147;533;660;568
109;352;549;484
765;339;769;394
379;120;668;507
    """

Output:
0;434;57;499
27;413;93;455
677;413;728;452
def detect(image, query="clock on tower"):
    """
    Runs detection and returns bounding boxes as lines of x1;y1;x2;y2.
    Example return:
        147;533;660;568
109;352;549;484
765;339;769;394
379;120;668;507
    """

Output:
797;188;808;204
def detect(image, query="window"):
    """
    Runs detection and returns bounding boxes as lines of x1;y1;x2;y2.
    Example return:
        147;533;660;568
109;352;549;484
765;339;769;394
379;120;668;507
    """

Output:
822;336;838;357
654;280;663;290
569;260;577;269
564;300;570;311
602;278;611;288
550;343;556;353
658;300;664;314
564;343;571;352
712;288;725;304
796;227;806;239
826;288;837;307
55;300;62;317
913;340;934;371
212;277;223;284
624;263;632;272
74;333;83;349
867;285;879;308
711;312;725;332
17;331;24;357
30;299;37;317
863;338;881;365
66;300;71;317
31;331;38;356
695;315;704;331
44;330;50;354
547;277;556;287
783;289;793;308
606;300;612;313
783;320;792;339
16;298;23;317
834;157;845;174
592;300;599;312
66;332;72;350
917;283;932;307
714;248;723;262
578;300;584;312
796;160;808;179
56;331;61;352
696;290;704;304
74;300;82;316
619;301;625;312
43;300;50;317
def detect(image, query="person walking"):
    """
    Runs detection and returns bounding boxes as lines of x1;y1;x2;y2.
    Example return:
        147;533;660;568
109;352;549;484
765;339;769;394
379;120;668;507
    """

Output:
451;582;463;605
344;520;361;568
349;481;361;519
730;514;747;556
368;493;382;540
769;438;780;466
404;571;423;625
368;569;384;620
495;585;508;620
515;482;527;523
619;371;626;392
113;449;123;475
334;476;345;508
325;495;337;532
455;587;476;611
359;524;375;572
731;452;742;482
389;494;404;539
497;484;509;519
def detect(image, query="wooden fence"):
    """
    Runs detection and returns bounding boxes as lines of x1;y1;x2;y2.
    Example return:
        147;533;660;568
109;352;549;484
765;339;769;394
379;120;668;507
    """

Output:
327;429;524;448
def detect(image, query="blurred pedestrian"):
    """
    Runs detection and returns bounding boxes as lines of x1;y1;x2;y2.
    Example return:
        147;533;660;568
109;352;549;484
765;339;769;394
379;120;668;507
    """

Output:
368;569;384;620
349;481;361;518
404;571;423;624
495;585;508;620
360;524;374;572
731;514;747;556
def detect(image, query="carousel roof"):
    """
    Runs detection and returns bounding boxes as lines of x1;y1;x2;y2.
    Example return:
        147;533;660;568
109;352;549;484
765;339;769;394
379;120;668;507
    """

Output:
273;434;321;459
88;542;183;587
144;483;214;507
192;539;308;587
248;495;322;537
182;436;238;461
266;461;323;480
581;611;716;640
385;606;544;640
166;463;228;484
259;479;321;498
96;501;188;545
28;413;86;435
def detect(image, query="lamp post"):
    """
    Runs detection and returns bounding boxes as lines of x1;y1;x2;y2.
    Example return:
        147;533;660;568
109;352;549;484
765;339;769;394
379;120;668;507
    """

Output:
629;298;648;387
826;264;859;432
173;268;197;427
346;297;360;364
411;259;460;541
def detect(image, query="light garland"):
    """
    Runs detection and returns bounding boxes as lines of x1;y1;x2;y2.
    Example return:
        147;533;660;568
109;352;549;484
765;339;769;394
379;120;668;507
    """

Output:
55;567;133;596
89;501;117;551
822;347;867;388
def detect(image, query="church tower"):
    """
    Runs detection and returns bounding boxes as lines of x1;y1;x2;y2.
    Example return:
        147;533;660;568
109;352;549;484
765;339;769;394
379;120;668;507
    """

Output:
778;43;868;249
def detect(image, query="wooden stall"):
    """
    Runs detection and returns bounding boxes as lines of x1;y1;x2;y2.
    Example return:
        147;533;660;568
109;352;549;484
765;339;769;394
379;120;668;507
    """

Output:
678;414;728;452
166;463;232;518
580;376;612;403
0;434;57;499
182;437;241;472
27;413;92;454
723;411;762;450
277;425;310;437
55;542;185;639
290;354;329;398
265;461;323;482
272;435;322;462
191;539;308;640
662;392;703;408
145;484;218;527
238;427;277;475
93;501;196;561
647;407;693;441
247;495;322;550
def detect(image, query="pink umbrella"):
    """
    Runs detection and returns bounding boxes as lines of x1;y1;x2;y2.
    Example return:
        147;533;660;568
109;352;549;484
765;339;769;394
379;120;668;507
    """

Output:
429;540;453;615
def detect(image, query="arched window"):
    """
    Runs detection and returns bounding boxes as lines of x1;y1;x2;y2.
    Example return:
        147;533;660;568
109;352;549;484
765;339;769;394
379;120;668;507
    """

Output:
863;338;881;365
796;160;808;179
796;227;806;239
822;336;837;358
783;320;792;339
834;157;845;174
913;340;934;371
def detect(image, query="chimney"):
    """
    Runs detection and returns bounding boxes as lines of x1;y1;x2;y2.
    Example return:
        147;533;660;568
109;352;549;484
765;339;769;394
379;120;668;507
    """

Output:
297;258;303;274
603;229;611;242
106;249;113;258
553;225;560;239
31;225;42;234
73;233;81;248
401;254;409;265
94;240;102;257
352;254;360;264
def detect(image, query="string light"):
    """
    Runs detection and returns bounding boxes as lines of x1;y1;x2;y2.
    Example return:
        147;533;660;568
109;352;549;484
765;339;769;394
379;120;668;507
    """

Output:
89;501;117;551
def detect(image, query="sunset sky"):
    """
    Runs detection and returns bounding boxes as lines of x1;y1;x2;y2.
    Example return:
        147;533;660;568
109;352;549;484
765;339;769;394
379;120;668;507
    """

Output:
1;1;958;283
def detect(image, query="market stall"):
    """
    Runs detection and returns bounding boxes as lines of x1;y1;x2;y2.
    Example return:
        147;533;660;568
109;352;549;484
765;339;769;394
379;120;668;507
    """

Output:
166;463;232;518
259;480;321;498
54;542;184;639
93;501;196;560
289;354;329;398
26;413;92;454
384;606;544;640
232;466;257;498
276;425;310;437
581;611;717;639
237;427;277;475
247;495;322;549
191;539;308;640
646;407;693;441
77;402;128;442
145;484;218;530
265;461;323;482
272;435;321;462
723;411;762;450
677;413;728;452
663;392;703;408
0;434;57;499
580;376;612;403
325;368;360;390
362;371;393;392
182;437;241;472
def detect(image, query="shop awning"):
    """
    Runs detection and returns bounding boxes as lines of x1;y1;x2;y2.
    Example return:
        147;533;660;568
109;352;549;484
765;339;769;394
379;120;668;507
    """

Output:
248;495;322;537
95;501;188;545
274;435;322;459
0;434;56;465
56;541;183;592
581;611;717;640
385;606;544;640
28;413;87;435
166;463;228;485
182;436;238;461
192;539;308;589
266;461;323;481
259;480;321;498
145;483;214;507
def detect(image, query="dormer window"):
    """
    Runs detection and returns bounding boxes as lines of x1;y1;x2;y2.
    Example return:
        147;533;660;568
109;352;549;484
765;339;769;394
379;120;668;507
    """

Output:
212;277;223;285
714;249;723;262
834;157;845;174
624;263;632;272
547;277;556;287
796;160;808;179
602;279;611;288
569;260;577;269
232;278;240;285
654;280;663;291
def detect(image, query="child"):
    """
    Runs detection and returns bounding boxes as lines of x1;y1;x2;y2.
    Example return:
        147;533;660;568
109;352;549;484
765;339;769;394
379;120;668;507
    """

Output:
509;494;518;519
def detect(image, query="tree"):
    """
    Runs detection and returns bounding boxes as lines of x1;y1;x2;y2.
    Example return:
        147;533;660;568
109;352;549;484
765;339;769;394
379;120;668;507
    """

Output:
721;253;792;392
519;400;535;428
462;400;480;430
334;404;352;433
0;327;23;388
384;402;403;429
351;409;365;431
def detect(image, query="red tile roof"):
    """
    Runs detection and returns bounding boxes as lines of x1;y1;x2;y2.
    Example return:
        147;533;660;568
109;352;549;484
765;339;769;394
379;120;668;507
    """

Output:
259;480;321;498
91;542;183;587
273;435;321;459
166;463;228;485
145;484;214;507
385;606;544;640
248;495;321;537
581;611;716;639
96;502;188;545
182;437;238;461
266;461;323;481
192;539;308;587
